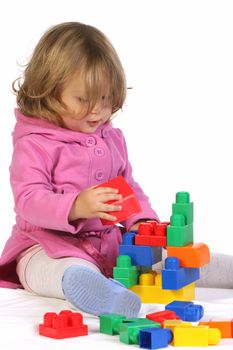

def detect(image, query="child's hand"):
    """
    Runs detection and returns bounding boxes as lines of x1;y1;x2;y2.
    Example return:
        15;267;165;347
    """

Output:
69;186;122;222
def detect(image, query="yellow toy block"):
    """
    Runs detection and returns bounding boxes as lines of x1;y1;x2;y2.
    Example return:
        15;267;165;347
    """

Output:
130;272;195;304
173;325;221;346
163;320;192;345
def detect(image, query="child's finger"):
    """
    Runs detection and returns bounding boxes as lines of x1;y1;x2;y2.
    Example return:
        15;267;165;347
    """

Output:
95;186;119;194
98;212;117;221
99;193;122;202
99;203;122;212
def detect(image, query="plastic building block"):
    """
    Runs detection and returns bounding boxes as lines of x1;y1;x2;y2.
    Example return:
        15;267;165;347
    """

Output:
122;232;136;245
163;319;191;331
167;243;210;268
167;214;193;246
161;257;200;290
113;255;138;288
163;320;192;345
130;272;195;304
172;192;193;225
139;328;173;349
199;319;233;338
172;325;221;346
135;222;168;247
98;176;142;225
165;301;204;322
146;310;180;326
39;310;88;339
119;318;160;344
99;314;159;337
99;314;126;335
119;244;162;266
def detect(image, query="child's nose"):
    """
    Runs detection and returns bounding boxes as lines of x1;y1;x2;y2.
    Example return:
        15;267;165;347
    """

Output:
91;101;103;114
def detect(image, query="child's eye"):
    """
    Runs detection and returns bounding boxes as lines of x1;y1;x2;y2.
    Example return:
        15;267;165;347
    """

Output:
102;95;111;102
77;97;88;103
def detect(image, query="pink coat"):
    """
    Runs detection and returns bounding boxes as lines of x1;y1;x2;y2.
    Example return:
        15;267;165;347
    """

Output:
0;109;159;288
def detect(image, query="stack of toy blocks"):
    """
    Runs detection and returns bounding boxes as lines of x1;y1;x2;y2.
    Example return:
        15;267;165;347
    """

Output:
114;191;211;304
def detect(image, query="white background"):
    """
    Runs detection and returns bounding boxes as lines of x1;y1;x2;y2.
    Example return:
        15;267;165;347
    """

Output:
0;0;232;255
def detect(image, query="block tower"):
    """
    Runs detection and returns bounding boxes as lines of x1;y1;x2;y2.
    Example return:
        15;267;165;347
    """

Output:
113;191;210;304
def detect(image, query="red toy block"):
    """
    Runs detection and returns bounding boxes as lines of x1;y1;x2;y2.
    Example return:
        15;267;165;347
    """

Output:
135;222;168;247
146;310;180;326
98;176;141;225
39;310;88;339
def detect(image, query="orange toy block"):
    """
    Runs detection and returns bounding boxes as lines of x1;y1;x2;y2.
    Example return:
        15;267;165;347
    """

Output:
199;320;233;338
167;243;210;268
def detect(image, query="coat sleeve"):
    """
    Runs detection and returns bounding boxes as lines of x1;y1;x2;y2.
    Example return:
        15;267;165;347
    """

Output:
10;138;85;233
116;129;160;231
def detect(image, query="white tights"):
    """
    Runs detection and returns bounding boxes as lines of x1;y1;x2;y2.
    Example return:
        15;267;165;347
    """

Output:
16;247;101;299
196;252;233;289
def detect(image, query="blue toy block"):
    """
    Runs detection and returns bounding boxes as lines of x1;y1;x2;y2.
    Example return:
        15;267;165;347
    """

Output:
139;328;173;349
119;244;162;266
122;232;136;245
165;300;204;322
162;257;200;290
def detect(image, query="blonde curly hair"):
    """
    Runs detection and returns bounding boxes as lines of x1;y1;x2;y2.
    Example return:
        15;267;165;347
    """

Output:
13;22;126;127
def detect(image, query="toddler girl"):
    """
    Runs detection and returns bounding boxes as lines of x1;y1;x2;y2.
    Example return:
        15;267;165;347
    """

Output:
0;22;159;317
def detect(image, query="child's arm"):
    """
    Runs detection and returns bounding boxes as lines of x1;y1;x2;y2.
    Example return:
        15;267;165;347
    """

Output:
10;138;85;234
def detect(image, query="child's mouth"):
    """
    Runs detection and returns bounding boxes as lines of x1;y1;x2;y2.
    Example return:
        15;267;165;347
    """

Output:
87;120;100;127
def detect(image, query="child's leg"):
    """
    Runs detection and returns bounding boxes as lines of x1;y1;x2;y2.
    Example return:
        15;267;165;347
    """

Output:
155;249;233;289
16;246;101;299
16;247;141;317
196;252;233;289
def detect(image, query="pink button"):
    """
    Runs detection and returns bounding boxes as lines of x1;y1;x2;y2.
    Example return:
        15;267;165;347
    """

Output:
85;136;96;146
102;129;108;137
95;170;104;181
94;147;105;157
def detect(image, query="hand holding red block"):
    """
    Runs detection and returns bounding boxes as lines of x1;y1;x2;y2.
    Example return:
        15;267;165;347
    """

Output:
97;176;141;225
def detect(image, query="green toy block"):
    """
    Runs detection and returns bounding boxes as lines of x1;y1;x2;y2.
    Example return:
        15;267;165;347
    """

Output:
119;319;161;344
172;192;193;225
114;277;138;288
167;214;193;246
113;255;138;288
99;314;126;335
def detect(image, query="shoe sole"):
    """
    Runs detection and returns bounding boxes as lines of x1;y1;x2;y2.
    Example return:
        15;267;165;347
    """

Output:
62;266;141;317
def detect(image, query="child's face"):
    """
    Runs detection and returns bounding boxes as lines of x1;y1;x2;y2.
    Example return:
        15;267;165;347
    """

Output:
60;72;112;133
